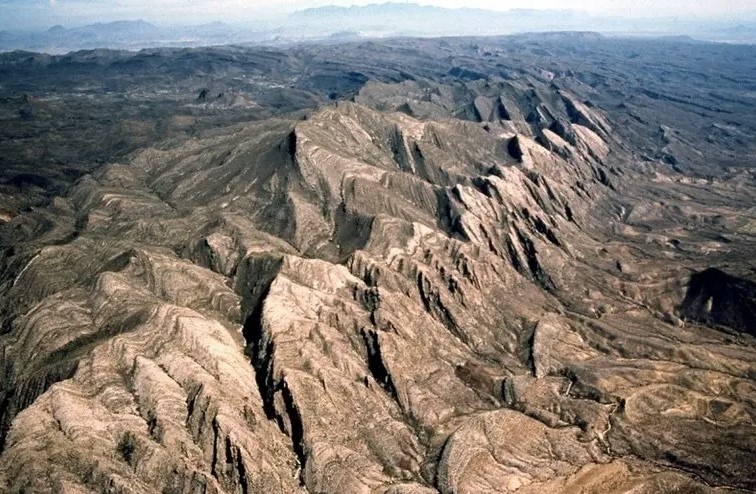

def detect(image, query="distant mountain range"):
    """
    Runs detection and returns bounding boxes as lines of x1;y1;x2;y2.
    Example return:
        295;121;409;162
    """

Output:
0;20;269;53
291;4;590;33
1;3;755;53
289;3;756;40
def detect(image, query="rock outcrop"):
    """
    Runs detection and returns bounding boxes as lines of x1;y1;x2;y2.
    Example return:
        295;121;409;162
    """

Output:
1;39;755;494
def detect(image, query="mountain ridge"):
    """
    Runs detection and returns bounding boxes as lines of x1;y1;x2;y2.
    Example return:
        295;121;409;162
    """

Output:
294;3;581;17
0;35;754;493
2;4;756;53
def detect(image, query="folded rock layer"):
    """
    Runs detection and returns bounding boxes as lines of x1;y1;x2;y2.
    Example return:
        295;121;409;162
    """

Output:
0;62;754;494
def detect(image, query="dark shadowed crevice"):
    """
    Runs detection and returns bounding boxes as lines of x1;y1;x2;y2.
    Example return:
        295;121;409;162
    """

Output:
388;125;413;173
505;236;525;274
495;99;512;121
416;271;469;344
507;135;524;162
680;268;756;336
281;384;307;475
532;215;562;247
234;441;250;494
427;432;453;487
210;418;221;479
240;278;310;486
436;189;471;242
361;328;399;402
241;282;278;420
514;227;556;292
519;319;537;376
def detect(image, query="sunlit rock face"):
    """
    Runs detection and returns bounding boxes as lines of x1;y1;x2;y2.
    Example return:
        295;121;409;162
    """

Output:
0;36;755;494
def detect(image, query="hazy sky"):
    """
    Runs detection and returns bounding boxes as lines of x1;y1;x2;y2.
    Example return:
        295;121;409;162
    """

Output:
2;0;755;30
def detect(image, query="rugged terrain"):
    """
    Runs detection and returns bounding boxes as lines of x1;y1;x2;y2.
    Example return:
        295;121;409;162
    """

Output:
0;34;755;493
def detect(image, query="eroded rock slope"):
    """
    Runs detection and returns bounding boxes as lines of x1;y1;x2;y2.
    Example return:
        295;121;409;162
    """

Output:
0;50;755;494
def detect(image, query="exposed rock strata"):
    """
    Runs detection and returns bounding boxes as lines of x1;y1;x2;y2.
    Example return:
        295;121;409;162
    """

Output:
0;77;754;494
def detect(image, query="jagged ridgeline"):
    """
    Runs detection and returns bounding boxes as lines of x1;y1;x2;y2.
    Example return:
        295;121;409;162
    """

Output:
0;36;755;494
